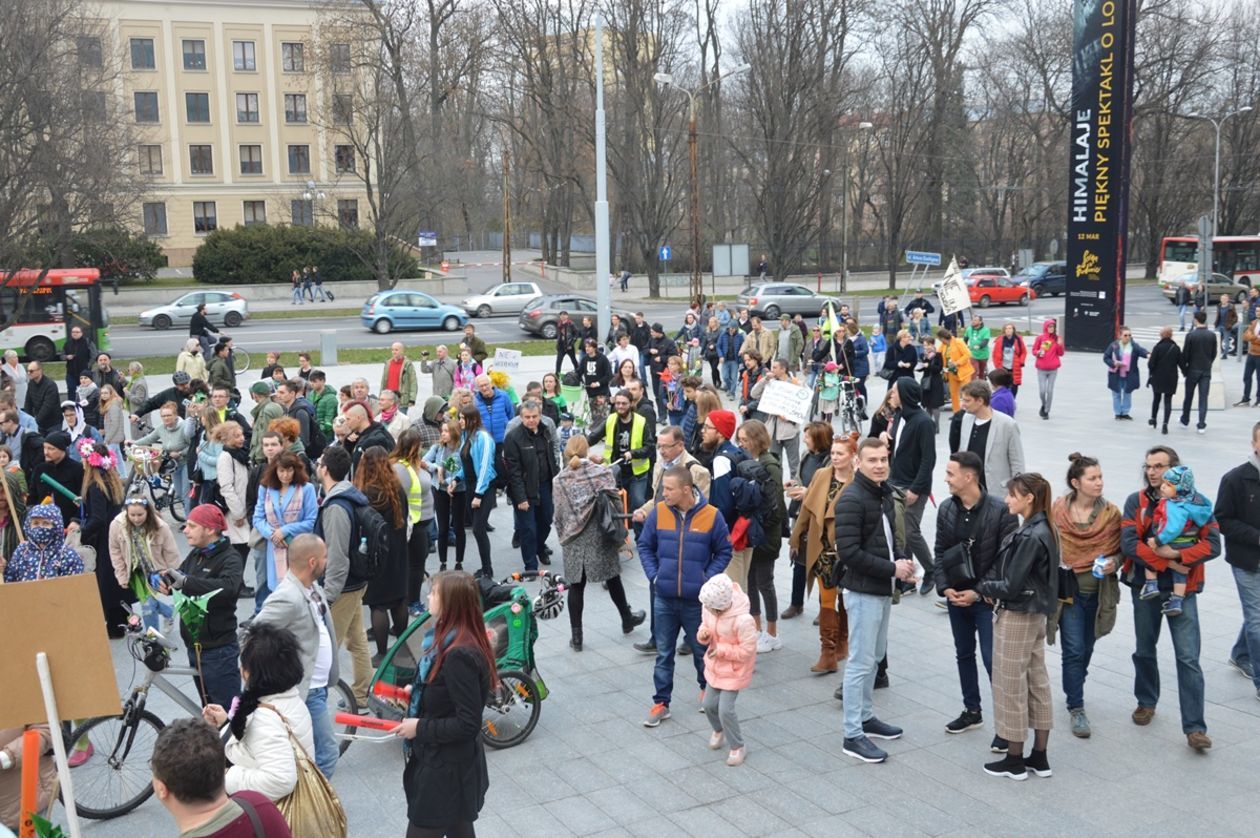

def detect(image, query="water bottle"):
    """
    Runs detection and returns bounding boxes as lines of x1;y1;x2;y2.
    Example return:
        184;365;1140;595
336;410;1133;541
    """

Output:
359;537;368;554
1092;554;1108;579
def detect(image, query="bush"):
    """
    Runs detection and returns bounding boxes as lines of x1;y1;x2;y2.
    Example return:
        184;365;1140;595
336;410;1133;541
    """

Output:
22;227;165;286
191;224;417;285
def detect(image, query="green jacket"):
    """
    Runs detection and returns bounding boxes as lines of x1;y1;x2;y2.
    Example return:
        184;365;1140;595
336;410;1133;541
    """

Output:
207;356;235;391
249;399;284;463
779;326;805;370
309;386;338;437
380;359;418;407
965;326;992;361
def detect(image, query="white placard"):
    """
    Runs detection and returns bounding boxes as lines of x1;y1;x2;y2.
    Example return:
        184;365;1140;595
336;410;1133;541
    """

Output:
756;379;813;426
937;257;970;316
492;347;521;372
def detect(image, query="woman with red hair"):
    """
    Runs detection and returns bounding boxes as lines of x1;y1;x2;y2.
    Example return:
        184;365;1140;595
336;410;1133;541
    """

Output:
395;571;496;838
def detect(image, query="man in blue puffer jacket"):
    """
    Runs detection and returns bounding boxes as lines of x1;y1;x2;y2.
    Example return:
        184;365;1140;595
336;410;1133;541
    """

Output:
638;466;732;728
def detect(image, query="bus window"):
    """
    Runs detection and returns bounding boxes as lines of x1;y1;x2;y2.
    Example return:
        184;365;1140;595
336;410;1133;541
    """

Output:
1164;241;1197;263
64;288;92;335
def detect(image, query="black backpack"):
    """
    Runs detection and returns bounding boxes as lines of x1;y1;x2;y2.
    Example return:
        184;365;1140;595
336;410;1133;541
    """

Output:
318;495;390;582
298;403;327;459
592;488;628;545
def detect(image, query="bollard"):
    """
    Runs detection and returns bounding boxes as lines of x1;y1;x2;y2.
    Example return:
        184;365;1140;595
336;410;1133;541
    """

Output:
321;330;338;366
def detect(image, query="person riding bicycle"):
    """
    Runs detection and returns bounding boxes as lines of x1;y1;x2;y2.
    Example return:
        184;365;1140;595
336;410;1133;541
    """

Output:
131;402;193;506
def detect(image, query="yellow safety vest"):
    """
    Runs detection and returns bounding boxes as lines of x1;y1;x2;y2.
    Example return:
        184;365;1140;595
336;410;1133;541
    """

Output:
605;412;650;477
403;462;423;524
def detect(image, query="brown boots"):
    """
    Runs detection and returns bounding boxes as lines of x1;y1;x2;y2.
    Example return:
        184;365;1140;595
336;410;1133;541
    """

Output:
810;605;846;673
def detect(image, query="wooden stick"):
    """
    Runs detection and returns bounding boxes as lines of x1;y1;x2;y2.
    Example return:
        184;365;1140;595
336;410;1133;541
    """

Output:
2;469;23;542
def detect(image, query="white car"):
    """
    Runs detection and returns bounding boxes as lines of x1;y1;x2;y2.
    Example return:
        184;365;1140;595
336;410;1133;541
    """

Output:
139;291;250;330
461;281;542;317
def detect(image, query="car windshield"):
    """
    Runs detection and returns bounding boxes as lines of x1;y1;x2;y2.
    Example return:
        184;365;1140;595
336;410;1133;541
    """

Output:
1015;265;1048;279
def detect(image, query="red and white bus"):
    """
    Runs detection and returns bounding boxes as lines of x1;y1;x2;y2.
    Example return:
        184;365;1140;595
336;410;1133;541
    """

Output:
1157;235;1260;289
0;268;111;361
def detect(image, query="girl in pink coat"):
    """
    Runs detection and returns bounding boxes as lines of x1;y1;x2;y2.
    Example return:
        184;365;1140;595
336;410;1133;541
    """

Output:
1032;318;1065;419
696;574;758;765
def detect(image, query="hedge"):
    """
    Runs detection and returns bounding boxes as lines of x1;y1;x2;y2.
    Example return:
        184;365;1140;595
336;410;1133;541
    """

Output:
192;224;417;285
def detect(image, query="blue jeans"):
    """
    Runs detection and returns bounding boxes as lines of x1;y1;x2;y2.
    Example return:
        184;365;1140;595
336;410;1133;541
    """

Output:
1229;565;1260;690
514;484;554;572
305;686;340;778
947;600;994;712
1244;356;1260;402
1180;371;1210;429
190;642;241;708
1178;304;1189;331
139;595;173;632
722;360;740;396
624;472;649;538
1058;588;1098;710
252;544;270;612
292;286;304;304
1131;587;1206;733
841;590;891;739
1110;388;1132;417
651;595;706;705
1218;326;1236;357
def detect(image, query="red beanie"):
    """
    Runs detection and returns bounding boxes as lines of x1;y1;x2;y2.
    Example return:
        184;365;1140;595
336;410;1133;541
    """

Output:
709;409;736;441
187;503;226;533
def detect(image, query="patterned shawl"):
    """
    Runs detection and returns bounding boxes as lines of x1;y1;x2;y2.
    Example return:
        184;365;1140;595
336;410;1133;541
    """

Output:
1052;494;1122;572
553;460;616;545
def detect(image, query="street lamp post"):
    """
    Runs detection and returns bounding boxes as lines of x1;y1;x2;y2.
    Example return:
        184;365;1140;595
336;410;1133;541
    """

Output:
654;64;750;302
839;121;874;294
1185;105;1253;234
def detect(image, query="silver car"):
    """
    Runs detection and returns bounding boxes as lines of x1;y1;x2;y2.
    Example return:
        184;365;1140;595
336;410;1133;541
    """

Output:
139;291;250;330
736;283;840;319
461;281;542;317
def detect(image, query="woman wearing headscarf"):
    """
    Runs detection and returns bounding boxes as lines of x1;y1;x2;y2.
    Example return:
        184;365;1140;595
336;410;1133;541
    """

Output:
0;503;84;583
61;400;102;461
176;338;208;384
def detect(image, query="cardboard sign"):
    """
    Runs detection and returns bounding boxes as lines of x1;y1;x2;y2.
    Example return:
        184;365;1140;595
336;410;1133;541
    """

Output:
756;379;813;426
938;258;970;316
0;574;122;728
492;347;521;372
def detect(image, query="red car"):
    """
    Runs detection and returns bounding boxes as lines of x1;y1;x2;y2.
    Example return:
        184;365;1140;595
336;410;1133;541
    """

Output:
968;274;1035;308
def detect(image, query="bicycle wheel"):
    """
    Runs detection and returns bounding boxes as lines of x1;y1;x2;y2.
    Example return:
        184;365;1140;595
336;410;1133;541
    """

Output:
482;669;540;749
233;348;251;373
332;679;358;755
166;482;187;522
68;709;166;820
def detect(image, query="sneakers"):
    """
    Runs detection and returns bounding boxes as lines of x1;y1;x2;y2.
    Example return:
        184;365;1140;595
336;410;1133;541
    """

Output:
1131;706;1155;726
861;717;903;740
726;747;746;766
1228;657;1255;679
698;689;707;713
67;742;94;768
983;753;1027;781
1025;749;1052;777
842;735;888;764
643;703;671;727
707;731;725;750
1138;579;1161;600
1235;399;1252;407
1162;595;1184;617
1186;731;1212;751
1070;708;1091;738
632;640;657;655
755;632;782;653
990;735;1008;753
945;709;983;734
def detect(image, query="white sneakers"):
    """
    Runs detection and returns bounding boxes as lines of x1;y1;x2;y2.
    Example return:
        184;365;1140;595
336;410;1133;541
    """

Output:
756;631;782;653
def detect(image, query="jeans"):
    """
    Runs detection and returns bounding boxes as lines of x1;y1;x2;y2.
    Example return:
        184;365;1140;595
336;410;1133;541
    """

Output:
841;589;891;739
139;595;173;632
1229;565;1260;690
313;284;328;302
1110;388;1132;417
1218;326;1235;357
722;360;740;397
1244;356;1260;402
1180;371;1210;429
1131;587;1206;733
251;544;270;613
1037;369;1057;414
1058;588;1098;710
900;490;933;575
947;600;994;712
190;642;241;708
292;286;304;304
651;595;706;706
623;472;649;537
1178;304;1189;331
305;686;340;778
513;484;554;572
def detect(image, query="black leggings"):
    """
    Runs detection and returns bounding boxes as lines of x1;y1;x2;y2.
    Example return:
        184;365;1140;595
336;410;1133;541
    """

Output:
707;357;722;388
1009;383;1020;397
568;572;631;630
435;490;466;566
470;495;494;576
746;554;779;622
407;519;431;604
371;602;408;657
406;823;475;838
1151;390;1173;426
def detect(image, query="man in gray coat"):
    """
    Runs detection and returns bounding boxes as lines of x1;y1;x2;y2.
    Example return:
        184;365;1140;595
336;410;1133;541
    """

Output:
420;344;457;399
248;533;340;778
955;381;1025;493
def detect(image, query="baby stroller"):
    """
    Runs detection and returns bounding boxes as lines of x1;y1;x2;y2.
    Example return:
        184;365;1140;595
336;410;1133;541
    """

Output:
336;571;566;750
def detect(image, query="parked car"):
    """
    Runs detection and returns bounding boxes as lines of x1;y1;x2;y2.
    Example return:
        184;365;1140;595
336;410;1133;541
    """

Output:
735;284;840;319
969;275;1035;308
461;281;543;317
139;291;249;330
932;267;1011;296
518;294;634;340
361;290;467;334
1012;261;1068;297
1159;271;1250;304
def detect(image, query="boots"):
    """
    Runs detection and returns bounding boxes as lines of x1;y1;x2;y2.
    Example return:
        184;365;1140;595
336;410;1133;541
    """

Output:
570;628;583;651
810;607;840;674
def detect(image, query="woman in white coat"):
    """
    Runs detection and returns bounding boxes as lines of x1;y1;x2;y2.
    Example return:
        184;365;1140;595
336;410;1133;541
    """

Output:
201;623;314;802
213;421;252;562
107;498;181;632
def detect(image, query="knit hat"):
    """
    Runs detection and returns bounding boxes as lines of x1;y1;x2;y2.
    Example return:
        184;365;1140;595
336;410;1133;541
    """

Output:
186;503;226;533
651;322;665;334
1162;465;1196;499
44;431;71;451
699;574;734;612
708;409;736;441
249;381;271;396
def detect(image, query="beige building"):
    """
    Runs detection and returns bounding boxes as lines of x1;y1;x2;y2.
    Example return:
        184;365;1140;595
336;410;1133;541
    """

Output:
93;0;367;266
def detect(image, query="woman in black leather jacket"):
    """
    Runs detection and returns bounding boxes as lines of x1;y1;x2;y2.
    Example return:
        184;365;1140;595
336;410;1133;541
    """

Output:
972;472;1059;782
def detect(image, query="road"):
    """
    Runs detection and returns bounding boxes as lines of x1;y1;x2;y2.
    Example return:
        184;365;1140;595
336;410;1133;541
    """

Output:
106;283;1180;359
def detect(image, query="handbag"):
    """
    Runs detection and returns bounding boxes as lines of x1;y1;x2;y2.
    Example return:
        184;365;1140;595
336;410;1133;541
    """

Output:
259;703;348;838
938;540;976;588
1057;565;1079;604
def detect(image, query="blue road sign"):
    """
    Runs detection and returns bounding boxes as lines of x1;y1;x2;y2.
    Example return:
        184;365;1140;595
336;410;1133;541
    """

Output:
905;250;942;266
659;245;672;262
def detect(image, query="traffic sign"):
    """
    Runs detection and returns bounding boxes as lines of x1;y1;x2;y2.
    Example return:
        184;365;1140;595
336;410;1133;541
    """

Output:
905;250;941;266
418;231;438;247
659;245;672;262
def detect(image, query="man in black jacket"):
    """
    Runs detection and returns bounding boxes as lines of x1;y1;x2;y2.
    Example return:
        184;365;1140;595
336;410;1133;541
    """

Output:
629;312;652;382
554;311;579;376
22;362;61;433
835;438;916;764
27;431;83;525
1215;424;1260;702
645;323;677;414
131;371;195;422
342;403;395;476
60;325;96;401
885;377;937;594
934;451;1018;747
503;400;559;572
579;337;612;407
1174;282;1192;331
1179;311;1217;433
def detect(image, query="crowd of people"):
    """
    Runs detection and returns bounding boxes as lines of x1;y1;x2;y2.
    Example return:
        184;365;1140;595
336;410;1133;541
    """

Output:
4;292;1260;837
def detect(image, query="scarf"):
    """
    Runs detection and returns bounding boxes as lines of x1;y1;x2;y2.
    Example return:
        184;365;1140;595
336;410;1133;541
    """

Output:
404;628;456;758
1051;494;1122;571
264;485;304;587
62;404;89;443
553;460;616;544
127;525;159;602
226;445;250;467
4;503;81;582
379;405;398;424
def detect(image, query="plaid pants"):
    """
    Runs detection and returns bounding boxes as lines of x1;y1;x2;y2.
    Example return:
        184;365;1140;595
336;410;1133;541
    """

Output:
992;609;1053;742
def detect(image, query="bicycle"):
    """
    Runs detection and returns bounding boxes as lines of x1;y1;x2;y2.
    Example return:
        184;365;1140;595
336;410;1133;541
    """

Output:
202;331;251;374
124;446;187;523
68;611;357;820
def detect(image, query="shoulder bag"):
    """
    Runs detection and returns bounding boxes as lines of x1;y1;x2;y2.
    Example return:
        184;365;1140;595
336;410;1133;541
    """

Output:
259;703;348;838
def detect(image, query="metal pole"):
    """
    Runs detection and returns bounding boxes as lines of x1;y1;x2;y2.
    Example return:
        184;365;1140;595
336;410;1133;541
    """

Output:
1212;117;1221;235
840;173;848;295
688;96;702;303
593;15;611;343
503;152;511;283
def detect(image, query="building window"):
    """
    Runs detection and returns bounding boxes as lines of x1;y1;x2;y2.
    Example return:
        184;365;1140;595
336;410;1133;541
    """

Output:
330;43;351;73
138;145;163;175
130;38;155;70
332;94;352;125
232;40;256;71
81;91;106;122
193;201;217;233
334;145;355;174
239;144;263;175
282;42;304;72
134;91;159;123
142;202;167;236
337;199;359;229
77;36;102;68
236;92;260;123
189;145;213;175
243;200;267;226
287;144;310;174
284;93;307;124
182;39;206;71
185;92;210;123
291;199;314;226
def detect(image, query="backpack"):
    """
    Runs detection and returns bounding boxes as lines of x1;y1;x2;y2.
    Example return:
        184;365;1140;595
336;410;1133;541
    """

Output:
298;402;327;459
729;457;779;547
318;495;390;582
592;488;628;545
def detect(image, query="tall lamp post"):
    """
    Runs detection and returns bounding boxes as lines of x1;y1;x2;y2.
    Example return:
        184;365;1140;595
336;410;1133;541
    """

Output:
302;180;326;225
1185;105;1253;234
839;122;873;294
654;64;750;302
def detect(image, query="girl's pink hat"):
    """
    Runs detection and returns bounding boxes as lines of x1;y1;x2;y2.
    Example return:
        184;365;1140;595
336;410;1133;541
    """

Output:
823;361;839;372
